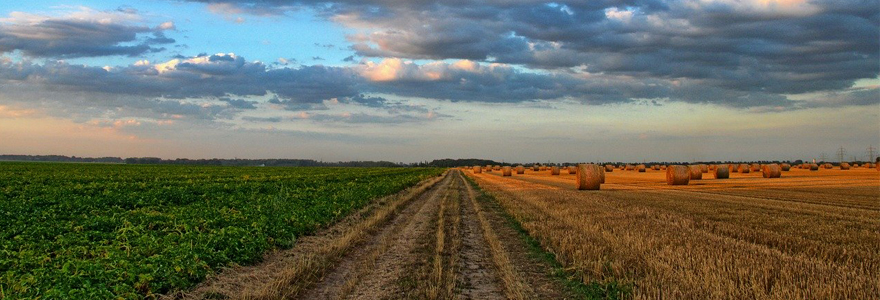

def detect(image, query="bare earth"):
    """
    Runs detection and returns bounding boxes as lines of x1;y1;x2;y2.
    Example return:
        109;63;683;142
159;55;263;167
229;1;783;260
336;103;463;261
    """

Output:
168;170;572;300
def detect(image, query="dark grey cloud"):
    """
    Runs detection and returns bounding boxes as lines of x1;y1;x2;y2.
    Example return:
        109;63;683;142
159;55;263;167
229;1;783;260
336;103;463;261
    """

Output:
0;54;361;106
341;94;431;114
241;116;282;122
181;0;879;108
0;10;175;58
1;50;875;131
355;59;667;104
797;87;880;109
0;53;648;108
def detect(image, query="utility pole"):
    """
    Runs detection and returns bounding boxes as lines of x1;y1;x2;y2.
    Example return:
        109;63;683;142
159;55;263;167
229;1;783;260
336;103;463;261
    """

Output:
867;145;877;162
836;146;847;163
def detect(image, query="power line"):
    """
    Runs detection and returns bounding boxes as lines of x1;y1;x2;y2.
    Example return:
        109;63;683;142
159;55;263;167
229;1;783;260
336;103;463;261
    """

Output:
819;153;828;162
867;145;877;162
836;146;847;163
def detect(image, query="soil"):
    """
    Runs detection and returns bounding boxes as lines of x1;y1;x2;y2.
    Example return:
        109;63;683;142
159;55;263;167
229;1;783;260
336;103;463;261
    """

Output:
167;170;574;300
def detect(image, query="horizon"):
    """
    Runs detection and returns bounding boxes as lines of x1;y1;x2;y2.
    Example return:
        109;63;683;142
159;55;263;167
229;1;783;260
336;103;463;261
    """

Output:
1;1;878;162
1;153;872;165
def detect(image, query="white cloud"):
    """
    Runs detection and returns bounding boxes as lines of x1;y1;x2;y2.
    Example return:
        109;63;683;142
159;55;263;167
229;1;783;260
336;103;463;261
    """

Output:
605;7;634;22
158;21;175;30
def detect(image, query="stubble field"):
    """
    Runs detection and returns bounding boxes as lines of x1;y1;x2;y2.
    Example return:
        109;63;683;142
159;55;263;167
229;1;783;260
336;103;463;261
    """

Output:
466;166;879;299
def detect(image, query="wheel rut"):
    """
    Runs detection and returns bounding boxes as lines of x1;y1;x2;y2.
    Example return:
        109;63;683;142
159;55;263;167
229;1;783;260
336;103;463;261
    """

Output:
297;171;453;300
204;169;575;300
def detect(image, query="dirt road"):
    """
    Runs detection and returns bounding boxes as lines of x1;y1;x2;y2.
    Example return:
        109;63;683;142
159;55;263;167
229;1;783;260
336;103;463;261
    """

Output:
171;170;572;300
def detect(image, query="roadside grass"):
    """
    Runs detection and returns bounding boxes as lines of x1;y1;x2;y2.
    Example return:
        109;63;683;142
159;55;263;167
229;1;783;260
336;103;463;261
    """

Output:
462;175;633;300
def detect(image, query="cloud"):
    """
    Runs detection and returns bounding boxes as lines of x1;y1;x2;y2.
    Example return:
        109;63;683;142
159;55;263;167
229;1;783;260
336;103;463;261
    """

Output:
181;0;877;107
314;43;335;48
304;112;447;124
0;105;38;118
277;57;297;65
795;86;880;109
0;7;175;58
353;58;669;104
220;97;258;109
157;21;175;30
241;116;282;122
0;53;364;121
0;47;874;135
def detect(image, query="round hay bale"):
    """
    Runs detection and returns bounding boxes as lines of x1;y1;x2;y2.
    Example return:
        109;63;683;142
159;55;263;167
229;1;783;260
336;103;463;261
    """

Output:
661;165;667;170
824;163;833;169
551;166;560;175
689;165;703;180
494;165;501;171
780;163;791;171
750;164;760;172
568;166;577;174
516;165;525;174
762;164;782;178
605;165;614;172
625;164;634;171
532;165;539;171
473;166;482;174
853;163;860;167
666;165;690;185
575;164;602;190
809;164;819;171
599;168;606;183
729;164;738;173
636;164;646;172
652;165;661;170
865;163;874;169
700;164;709;173
502;166;512;176
714;164;730;179
840;162;850;170
737;164;749;173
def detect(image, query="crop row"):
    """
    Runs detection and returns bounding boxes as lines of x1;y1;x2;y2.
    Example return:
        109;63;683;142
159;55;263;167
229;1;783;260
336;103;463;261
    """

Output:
0;162;442;299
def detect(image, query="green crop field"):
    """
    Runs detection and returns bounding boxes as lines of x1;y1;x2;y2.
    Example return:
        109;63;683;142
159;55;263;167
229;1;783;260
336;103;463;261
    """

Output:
0;162;443;299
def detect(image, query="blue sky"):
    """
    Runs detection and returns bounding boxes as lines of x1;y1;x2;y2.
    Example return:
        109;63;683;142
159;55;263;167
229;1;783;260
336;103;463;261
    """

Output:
0;0;878;163
2;1;354;66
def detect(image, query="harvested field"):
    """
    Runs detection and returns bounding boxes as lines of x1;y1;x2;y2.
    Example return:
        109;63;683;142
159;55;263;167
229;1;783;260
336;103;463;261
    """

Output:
466;167;880;299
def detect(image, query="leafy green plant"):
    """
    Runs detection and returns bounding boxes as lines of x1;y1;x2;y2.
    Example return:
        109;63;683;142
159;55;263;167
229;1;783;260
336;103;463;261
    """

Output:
0;162;442;299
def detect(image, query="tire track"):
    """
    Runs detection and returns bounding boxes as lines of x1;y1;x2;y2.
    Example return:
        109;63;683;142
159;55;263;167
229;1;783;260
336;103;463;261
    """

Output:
297;171;454;300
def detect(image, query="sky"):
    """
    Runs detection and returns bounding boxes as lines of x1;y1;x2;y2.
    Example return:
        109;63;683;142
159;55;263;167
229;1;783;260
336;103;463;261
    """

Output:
0;0;877;163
